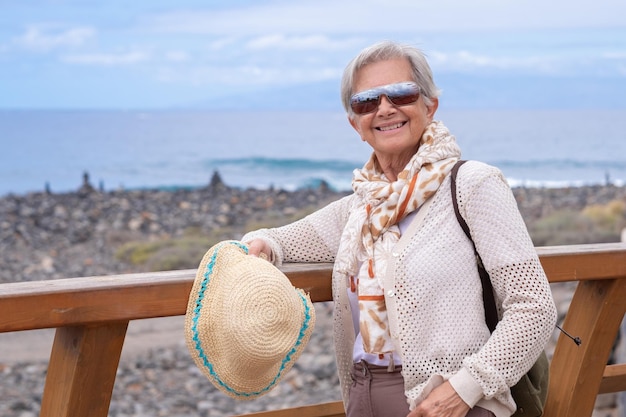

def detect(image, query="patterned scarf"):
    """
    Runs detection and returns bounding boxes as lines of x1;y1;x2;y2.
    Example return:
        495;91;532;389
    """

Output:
336;120;461;355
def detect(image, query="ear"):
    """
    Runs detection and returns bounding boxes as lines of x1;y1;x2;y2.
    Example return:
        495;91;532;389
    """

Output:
426;97;439;120
348;115;363;138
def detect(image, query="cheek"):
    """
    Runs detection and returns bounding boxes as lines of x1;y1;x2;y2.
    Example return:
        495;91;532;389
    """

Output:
350;116;372;139
349;116;362;135
412;108;433;130
410;117;430;139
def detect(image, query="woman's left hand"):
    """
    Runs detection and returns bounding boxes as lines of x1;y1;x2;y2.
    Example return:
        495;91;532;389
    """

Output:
407;381;470;417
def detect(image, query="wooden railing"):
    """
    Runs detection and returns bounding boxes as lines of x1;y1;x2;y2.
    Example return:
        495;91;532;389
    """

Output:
1;243;625;417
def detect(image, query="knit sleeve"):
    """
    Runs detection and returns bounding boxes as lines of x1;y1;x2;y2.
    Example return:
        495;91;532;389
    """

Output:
448;162;557;404
240;194;355;266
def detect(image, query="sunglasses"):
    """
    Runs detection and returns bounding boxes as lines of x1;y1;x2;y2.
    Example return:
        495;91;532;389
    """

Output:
350;82;421;115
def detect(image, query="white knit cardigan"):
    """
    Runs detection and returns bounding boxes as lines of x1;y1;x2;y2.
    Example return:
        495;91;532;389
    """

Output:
241;161;557;417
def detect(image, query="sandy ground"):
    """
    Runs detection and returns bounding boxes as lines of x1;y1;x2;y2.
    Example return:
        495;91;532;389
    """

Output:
0;316;187;364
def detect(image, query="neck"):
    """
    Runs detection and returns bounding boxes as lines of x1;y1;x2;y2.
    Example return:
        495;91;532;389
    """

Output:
382;167;400;182
375;150;417;182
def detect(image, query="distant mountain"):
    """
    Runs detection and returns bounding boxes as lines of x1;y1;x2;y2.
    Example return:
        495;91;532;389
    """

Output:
436;74;626;109
189;81;344;111
186;75;626;111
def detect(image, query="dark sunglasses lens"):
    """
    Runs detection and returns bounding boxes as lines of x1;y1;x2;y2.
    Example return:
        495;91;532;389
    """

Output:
387;84;421;106
351;97;379;115
388;92;420;106
351;88;382;114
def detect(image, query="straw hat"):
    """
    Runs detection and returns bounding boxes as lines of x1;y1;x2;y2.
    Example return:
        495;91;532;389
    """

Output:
184;240;316;400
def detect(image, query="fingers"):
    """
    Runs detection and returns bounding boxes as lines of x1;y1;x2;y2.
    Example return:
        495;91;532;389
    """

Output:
245;239;271;261
409;381;469;417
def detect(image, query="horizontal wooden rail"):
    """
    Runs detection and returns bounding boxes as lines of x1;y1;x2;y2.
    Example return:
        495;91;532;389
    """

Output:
538;242;626;282
235;401;345;417
0;263;332;333
600;364;626;394
0;242;625;417
1;242;624;333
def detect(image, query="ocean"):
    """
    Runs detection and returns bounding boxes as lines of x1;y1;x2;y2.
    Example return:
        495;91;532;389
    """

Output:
1;109;625;197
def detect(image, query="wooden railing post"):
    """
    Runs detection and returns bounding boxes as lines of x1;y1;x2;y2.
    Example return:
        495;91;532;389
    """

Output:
39;322;129;417
543;278;626;416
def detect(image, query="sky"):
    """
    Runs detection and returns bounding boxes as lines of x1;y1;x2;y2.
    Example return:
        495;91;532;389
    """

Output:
1;0;625;110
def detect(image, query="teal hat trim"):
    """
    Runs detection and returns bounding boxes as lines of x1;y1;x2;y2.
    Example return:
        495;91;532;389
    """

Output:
188;240;315;398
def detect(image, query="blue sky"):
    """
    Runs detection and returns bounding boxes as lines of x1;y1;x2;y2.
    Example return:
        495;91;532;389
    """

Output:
1;0;625;110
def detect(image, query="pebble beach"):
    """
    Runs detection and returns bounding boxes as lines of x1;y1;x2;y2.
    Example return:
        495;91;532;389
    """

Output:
1;174;625;417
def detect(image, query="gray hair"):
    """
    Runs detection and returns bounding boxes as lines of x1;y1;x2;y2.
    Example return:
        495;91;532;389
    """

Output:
340;40;440;116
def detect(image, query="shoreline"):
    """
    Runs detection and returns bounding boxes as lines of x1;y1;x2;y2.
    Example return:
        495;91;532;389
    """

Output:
1;175;623;201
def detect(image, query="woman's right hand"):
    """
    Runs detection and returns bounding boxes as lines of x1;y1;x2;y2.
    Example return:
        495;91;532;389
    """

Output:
245;239;272;261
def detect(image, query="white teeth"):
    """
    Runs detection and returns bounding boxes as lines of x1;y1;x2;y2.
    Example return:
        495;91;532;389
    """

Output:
378;122;404;131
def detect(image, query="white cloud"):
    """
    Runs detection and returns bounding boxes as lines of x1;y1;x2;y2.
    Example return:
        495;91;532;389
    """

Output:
429;50;562;75
165;50;189;62
248;35;331;50
61;51;150;66
208;37;239;50
603;51;626;60
597;52;626;76
14;24;95;52
154;63;340;86
245;34;361;51
142;0;626;36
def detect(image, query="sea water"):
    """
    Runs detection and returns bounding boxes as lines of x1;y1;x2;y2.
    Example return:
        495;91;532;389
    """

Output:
0;109;625;196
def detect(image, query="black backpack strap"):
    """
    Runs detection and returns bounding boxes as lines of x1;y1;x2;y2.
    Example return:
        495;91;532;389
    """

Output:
450;160;498;333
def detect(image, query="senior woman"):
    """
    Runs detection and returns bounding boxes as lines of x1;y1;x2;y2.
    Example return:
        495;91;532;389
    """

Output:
242;40;557;417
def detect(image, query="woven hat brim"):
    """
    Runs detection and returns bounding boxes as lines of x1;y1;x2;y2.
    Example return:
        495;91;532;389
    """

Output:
184;240;316;400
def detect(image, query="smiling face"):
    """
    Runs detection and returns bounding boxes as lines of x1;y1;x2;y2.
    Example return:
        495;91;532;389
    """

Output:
349;57;438;178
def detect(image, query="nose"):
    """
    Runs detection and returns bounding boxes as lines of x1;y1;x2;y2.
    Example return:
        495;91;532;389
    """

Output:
377;95;397;114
